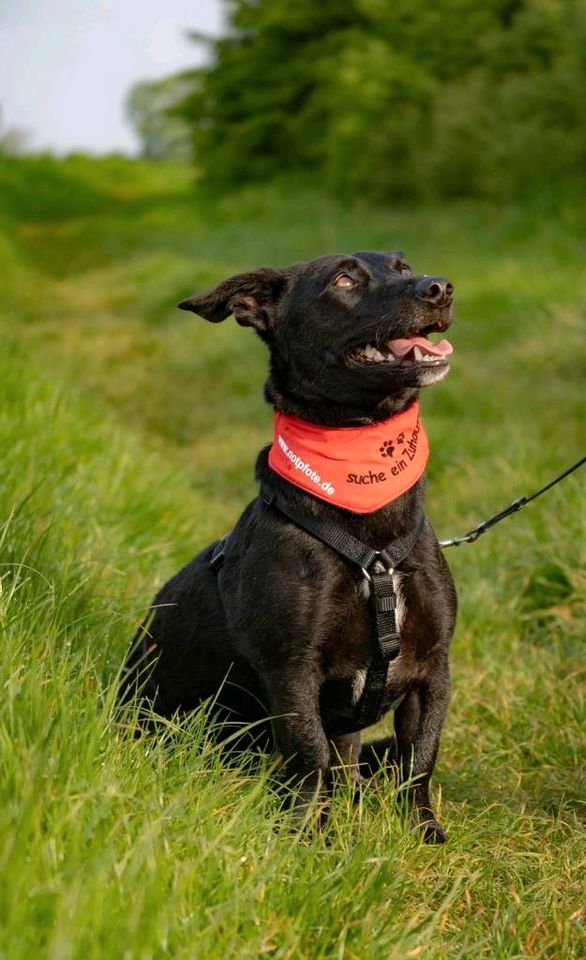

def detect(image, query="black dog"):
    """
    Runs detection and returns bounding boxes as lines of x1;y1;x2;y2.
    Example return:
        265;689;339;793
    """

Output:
120;251;457;843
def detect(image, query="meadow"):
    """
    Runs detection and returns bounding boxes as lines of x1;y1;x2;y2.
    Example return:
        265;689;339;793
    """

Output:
0;154;584;958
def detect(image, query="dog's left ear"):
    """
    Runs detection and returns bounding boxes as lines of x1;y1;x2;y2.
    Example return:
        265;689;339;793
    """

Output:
178;267;288;332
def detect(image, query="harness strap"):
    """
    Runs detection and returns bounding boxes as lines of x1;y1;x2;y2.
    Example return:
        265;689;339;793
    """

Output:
209;533;230;570
260;484;424;573
353;568;401;730
209;484;425;733
260;482;425;732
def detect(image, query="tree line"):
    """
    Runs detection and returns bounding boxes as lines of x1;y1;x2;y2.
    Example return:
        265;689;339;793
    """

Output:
128;0;586;201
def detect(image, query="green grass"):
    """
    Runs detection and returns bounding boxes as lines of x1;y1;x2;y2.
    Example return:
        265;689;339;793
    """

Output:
0;155;584;958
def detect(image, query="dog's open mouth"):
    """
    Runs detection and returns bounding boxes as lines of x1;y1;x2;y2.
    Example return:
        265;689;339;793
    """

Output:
350;330;453;366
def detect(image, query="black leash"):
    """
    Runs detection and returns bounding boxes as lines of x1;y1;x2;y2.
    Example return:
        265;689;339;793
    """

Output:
260;484;425;733
439;454;586;548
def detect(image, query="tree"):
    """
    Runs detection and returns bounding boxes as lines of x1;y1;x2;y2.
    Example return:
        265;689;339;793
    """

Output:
0;106;29;156
126;75;193;160
168;0;586;199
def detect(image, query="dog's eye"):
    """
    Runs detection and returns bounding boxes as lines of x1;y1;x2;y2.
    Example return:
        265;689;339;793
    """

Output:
333;274;356;288
399;263;413;278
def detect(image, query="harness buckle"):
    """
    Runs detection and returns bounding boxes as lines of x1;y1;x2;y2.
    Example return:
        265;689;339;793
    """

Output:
377;549;395;574
379;633;401;659
360;550;394;583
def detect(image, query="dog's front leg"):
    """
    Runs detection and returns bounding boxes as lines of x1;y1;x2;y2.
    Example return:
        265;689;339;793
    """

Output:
262;665;330;819
394;656;450;844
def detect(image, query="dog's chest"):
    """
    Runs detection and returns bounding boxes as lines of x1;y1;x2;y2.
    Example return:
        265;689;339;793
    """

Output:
326;571;409;708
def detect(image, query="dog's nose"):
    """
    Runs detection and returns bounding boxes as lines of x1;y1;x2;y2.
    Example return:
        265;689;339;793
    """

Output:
415;276;453;306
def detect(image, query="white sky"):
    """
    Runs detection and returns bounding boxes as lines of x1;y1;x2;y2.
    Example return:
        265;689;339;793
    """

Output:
0;0;223;154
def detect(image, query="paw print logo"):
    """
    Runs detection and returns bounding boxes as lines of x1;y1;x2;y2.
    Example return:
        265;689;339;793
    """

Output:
395;432;405;445
379;440;395;458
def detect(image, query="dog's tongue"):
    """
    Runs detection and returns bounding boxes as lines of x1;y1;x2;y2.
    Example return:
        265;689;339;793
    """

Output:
386;337;453;359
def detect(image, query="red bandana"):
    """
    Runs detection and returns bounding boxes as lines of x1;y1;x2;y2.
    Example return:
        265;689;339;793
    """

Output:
268;402;428;513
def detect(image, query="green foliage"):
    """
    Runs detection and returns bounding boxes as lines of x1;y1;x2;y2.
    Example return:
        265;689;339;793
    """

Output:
0;156;585;957
126;75;193;160
0;152;190;221
171;0;586;200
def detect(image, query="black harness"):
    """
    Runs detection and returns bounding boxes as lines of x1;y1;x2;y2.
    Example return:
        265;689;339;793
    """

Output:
210;480;425;732
208;451;586;730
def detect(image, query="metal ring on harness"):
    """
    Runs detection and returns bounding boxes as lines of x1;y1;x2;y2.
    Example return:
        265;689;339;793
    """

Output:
361;552;394;583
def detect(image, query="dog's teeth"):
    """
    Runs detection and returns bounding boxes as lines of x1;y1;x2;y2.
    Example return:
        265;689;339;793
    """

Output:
355;343;399;363
413;346;423;361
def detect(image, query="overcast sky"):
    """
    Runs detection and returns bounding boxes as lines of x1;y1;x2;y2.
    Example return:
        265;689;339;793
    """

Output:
0;0;223;154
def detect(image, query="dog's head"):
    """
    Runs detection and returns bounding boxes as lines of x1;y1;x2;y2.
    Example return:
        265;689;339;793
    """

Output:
179;251;454;424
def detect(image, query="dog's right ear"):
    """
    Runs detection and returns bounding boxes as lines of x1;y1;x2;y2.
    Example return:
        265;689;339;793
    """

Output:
178;268;288;332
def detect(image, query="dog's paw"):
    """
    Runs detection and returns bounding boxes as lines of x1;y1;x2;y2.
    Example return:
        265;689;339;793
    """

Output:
422;819;447;845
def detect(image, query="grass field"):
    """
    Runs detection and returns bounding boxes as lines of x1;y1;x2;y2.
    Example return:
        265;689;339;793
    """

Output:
0;155;584;959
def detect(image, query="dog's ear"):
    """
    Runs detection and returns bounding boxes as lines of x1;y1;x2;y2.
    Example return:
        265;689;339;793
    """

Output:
178;268;288;332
